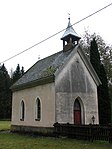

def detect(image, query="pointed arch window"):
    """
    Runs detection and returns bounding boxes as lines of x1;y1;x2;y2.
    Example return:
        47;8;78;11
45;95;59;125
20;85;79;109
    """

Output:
20;100;25;121
35;98;41;121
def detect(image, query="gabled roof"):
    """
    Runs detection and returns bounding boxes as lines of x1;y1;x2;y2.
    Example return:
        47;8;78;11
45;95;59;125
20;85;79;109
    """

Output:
11;48;73;91
11;45;101;91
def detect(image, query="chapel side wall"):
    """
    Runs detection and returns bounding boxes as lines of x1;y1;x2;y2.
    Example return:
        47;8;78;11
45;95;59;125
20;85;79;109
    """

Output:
11;83;55;127
55;52;99;125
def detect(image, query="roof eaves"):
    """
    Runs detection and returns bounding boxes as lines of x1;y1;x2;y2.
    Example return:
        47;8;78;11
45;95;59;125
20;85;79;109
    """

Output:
11;75;55;92
77;47;101;86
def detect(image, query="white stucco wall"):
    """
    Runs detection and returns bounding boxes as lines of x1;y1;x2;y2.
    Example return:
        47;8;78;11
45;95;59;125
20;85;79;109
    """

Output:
11;83;55;127
55;51;99;124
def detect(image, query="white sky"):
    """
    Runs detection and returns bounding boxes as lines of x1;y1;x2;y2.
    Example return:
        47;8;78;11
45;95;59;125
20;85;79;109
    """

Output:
0;0;112;72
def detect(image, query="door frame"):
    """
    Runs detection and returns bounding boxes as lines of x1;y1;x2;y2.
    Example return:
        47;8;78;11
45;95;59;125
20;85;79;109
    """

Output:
73;97;85;124
74;99;81;124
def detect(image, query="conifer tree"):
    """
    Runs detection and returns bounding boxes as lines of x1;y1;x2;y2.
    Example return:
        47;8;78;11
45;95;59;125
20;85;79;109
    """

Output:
11;64;24;84
0;64;12;119
0;64;25;119
90;38;111;124
21;66;24;76
90;37;101;76
98;64;111;124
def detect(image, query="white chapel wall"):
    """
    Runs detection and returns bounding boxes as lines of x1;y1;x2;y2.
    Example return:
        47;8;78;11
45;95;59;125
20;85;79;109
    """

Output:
55;51;99;124
11;82;55;127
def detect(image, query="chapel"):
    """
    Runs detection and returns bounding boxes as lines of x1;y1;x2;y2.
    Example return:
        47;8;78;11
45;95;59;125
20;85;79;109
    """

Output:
11;18;101;134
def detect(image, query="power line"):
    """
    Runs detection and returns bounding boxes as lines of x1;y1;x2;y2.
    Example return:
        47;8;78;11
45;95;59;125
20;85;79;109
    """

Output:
1;2;112;64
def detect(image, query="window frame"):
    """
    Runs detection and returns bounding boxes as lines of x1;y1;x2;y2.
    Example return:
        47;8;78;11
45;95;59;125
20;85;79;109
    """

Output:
35;98;41;121
20;100;25;121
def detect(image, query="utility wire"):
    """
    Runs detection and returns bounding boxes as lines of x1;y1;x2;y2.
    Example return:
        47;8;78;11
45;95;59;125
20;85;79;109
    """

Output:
1;2;112;64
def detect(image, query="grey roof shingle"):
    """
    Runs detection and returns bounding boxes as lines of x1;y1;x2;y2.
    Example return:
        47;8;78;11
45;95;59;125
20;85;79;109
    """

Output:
12;49;73;89
11;45;101;91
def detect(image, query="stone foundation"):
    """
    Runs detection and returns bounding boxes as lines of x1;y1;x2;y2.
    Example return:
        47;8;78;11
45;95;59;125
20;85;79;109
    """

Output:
11;125;54;136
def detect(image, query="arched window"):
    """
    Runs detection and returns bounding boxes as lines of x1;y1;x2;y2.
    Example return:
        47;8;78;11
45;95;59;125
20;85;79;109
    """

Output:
35;98;41;121
20;100;25;121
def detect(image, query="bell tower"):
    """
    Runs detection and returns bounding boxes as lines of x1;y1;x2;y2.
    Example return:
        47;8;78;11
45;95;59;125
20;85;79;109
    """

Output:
61;17;81;52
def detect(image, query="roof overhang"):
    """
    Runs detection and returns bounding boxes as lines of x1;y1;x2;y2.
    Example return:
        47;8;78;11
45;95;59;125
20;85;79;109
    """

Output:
11;75;55;92
77;46;101;86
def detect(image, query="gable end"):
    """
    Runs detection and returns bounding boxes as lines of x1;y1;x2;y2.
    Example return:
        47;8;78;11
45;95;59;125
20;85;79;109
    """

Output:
77;47;101;86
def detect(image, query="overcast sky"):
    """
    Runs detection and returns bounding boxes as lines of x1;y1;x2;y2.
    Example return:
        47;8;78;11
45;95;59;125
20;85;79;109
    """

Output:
0;0;112;72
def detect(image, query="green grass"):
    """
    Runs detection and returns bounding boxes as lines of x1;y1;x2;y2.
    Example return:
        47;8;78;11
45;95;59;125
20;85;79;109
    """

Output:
0;133;111;149
0;121;112;149
0;120;11;131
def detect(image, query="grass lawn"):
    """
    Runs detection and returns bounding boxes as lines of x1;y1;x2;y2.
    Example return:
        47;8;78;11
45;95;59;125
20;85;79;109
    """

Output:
0;133;112;149
0;120;11;131
0;121;112;149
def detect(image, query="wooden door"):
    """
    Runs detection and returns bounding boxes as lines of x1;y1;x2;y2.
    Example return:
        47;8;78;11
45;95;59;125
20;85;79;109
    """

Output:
74;99;81;124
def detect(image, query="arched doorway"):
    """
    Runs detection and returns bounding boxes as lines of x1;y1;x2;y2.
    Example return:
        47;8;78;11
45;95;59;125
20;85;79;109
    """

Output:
74;99;81;124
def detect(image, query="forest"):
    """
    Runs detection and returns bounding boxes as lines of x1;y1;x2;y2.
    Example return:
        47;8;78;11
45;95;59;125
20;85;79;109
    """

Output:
0;64;24;119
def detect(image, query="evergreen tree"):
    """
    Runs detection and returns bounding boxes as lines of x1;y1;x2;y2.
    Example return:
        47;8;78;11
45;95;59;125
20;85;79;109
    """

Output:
81;31;112;85
98;64;111;124
90;37;101;76
0;63;24;119
21;66;24;76
11;64;24;84
90;38;111;124
109;85;112;122
0;64;12;119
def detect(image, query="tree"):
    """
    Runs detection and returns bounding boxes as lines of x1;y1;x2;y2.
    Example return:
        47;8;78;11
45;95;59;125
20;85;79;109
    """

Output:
90;37;101;76
21;66;24;76
0;64;12;119
109;85;112;122
90;38;111;124
81;31;112;123
11;64;24;84
0;63;25;119
81;31;112;84
96;35;112;84
98;64;111;124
